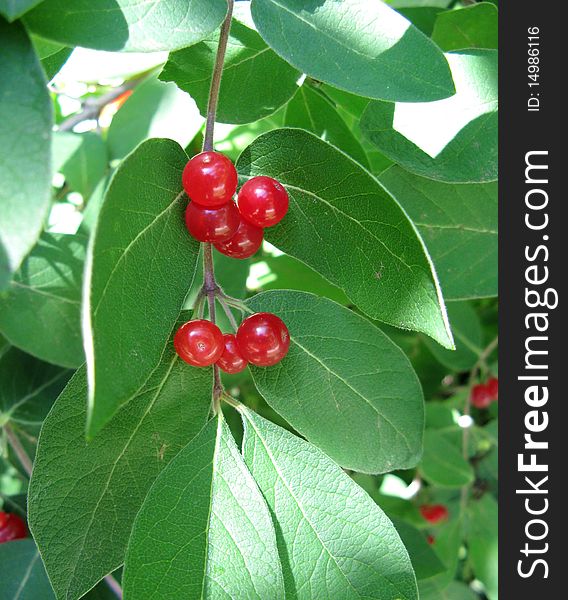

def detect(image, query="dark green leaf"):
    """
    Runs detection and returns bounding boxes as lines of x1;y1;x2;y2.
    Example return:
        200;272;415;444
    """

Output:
40;46;72;81
361;50;498;183
420;429;474;488
0;18;52;290
124;415;285;599
284;85;369;166
236;128;454;348
107;77;203;160
0;0;43;20
468;495;498;600
24;0;228;52
432;3;498;51
251;0;455;102
83;139;200;438
396;7;444;36
28;325;212;600
246;291;424;473
242;409;419;599
161;18;300;124
0;232;85;368
379;166;497;299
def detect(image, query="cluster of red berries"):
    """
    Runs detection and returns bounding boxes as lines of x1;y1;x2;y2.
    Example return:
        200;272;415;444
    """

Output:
182;151;289;258
471;377;499;409
0;511;27;544
420;504;449;525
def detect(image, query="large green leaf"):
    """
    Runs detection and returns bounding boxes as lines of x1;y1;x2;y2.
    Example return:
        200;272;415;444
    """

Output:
284;85;369;166
468;495;498;600
24;0;228;52
161;18;300;124
241;409;419;599
236;128;453;348
420;429;474;488
0;232;85;368
246;291;424;473
361;50;498;183
0;18;52;290
380;166;497;299
432;3;498;51
0;0;43;20
106;77;204;160
28;323;212;600
250;0;454;102
124;415;285;599
83;139;200;438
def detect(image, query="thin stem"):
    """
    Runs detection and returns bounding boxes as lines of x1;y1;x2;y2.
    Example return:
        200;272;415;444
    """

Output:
4;424;33;478
202;0;235;152
217;296;239;331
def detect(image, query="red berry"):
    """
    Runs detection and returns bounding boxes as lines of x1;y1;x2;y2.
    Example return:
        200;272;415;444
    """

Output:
420;504;449;525
0;512;27;543
471;383;492;409
427;535;435;545
486;377;499;401
182;151;238;208
238;176;289;228
174;320;224;367
214;219;263;259
236;312;290;367
217;334;248;374
185;201;240;243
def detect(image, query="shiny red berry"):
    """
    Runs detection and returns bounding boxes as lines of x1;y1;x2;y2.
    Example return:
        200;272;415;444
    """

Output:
185;201;240;243
486;377;499;401
471;383;492;409
214;219;263;259
0;512;27;543
420;504;449;525
182;151;238;208
236;312;290;367
217;334;248;374
237;176;289;228
174;320;224;367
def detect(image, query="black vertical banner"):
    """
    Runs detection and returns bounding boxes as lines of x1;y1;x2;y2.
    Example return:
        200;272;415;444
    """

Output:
500;1;564;596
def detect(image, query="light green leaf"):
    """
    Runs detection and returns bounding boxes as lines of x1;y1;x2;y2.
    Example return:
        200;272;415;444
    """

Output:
468;495;498;600
0;18;52;290
250;0;455;102
107;77;204;160
161;18;300;124
361;50;498;183
236;128;453;348
432;3;498;51
379;166;497;299
420;581;478;600
83;138;200;438
419;518;463;592
420;429;474;488
423;302;482;371
124;415;285;599
0;0;43;20
246;291;424;473
284;85;369;166
24;0;228;52
242;409;419;599
0;232;85;368
53;132;108;199
28;322;212;600
40;46;72;81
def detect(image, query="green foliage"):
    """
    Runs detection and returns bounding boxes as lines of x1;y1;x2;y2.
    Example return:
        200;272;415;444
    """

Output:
0;0;43;21
432;3;498;51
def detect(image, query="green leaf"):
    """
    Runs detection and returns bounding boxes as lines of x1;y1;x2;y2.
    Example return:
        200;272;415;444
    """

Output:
423;302;482;371
361;50;498;183
28;325;212;600
396;7;444;36
24;0;228;52
379;166;497;299
236;128;454;348
161;18;300;125
420;581;478;600
246;291;424;473
40;46;72;81
419;518;463;592
468;495;498;600
107;77;204;160
124;415;285;599
0;18;52;290
241;409;419;599
432;3;498;51
284;85;369;166
420;429;474;488
83;138;200;438
250;0;455;102
53;132;108;199
0;0;43;20
392;519;446;580
0;232;85;368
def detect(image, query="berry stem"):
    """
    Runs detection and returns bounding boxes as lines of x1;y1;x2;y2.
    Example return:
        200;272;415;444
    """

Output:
217;295;240;331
